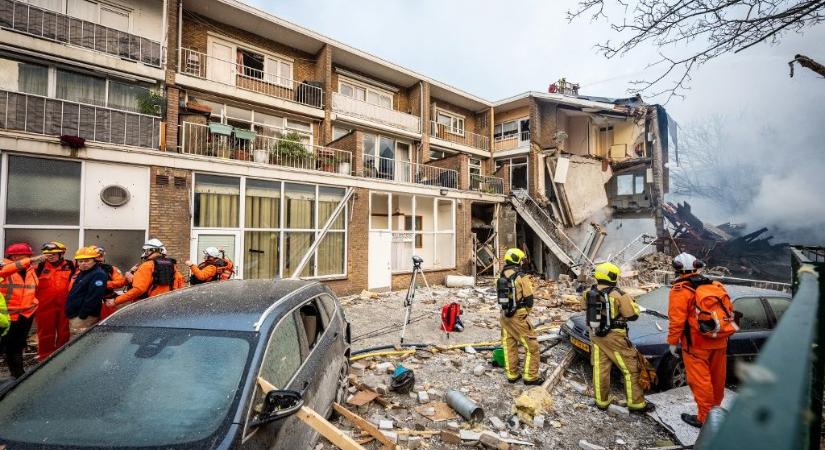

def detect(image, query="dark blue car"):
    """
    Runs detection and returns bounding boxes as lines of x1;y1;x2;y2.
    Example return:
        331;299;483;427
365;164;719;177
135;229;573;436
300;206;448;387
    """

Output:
560;284;791;389
0;279;351;449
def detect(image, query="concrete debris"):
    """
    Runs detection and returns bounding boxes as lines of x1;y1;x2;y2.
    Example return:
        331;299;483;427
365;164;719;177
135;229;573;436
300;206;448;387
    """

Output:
459;429;481;441
378;420;393;430
578;439;607;450
440;430;461;445
359;290;379;300
473;364;486;376
532;414;545;428
376;361;395;373
513;387;553;423
417;391;430;404
489;416;506;430
480;430;509;449
407;436;422;449
349;362;367;376
607;404;629;416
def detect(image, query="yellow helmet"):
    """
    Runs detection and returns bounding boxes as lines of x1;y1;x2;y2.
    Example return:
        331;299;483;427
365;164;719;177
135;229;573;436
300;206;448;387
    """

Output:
74;246;99;261
504;248;526;265
42;241;67;254
594;262;621;284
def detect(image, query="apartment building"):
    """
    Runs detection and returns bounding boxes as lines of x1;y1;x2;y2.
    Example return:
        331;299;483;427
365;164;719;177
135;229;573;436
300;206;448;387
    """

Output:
0;0;672;295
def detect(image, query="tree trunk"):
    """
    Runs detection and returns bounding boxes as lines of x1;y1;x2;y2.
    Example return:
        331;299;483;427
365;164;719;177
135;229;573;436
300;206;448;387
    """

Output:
790;54;825;78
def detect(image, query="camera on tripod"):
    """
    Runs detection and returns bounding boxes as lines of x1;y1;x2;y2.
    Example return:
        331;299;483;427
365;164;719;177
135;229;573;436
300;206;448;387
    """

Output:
411;255;423;269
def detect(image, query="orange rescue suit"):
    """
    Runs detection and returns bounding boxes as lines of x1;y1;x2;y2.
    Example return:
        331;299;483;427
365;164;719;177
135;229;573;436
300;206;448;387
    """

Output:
114;258;184;306
0;258;39;321
34;259;74;360
667;275;728;423
99;264;126;320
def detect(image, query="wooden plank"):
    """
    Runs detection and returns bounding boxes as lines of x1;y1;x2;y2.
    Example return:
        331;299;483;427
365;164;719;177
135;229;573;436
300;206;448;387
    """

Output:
333;403;396;449
542;348;576;391
257;377;366;450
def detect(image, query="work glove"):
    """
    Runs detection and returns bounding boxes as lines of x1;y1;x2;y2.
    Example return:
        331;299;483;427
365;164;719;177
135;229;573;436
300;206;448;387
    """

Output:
669;345;681;359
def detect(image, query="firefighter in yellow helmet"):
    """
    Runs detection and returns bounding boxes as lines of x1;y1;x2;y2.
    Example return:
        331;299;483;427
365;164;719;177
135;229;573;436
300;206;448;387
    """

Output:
497;248;544;384
583;262;654;413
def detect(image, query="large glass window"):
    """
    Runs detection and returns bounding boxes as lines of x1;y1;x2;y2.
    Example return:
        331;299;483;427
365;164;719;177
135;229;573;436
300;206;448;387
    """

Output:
734;298;770;331
194;174;240;228
6;155;81;225
18;62;48;96
84;230;146;273
107;81;150;114
56;69;106;106
259;314;302;388
245;179;281;229
285;183;315;229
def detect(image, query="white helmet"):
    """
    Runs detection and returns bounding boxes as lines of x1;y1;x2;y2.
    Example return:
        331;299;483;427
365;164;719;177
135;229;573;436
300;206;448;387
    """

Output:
203;246;222;259
672;252;704;273
141;238;167;258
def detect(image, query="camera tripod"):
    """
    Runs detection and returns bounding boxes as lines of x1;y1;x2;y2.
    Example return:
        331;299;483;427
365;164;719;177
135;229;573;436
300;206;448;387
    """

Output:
400;255;434;344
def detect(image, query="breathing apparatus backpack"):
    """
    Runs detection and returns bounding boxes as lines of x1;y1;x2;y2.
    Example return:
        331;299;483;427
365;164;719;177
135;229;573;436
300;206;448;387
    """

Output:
585;285;615;337
496;270;520;317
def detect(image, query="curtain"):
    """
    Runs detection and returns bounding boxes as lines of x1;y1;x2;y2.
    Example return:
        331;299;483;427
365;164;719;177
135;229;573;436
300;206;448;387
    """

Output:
56;69;105;106
108;81;148;113
198;193;239;228
244;231;279;279
18;63;48;96
245;196;279;229
284;232;313;278
285;183;315;229
317;232;344;276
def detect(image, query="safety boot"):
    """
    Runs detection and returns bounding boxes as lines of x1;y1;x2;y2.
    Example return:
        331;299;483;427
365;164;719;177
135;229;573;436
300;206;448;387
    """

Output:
681;413;703;428
523;376;546;386
629;403;656;414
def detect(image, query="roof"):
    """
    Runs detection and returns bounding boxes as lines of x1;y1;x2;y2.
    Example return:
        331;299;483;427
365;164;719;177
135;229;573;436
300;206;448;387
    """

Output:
492;91;639;115
102;279;325;332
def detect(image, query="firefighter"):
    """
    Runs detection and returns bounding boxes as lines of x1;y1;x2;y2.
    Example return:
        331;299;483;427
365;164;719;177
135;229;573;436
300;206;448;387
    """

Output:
667;253;731;428
585;262;654;413
0;243;45;378
93;246;126;320
34;241;74;360
498;248;544;385
110;239;183;308
65;247;107;336
185;246;234;284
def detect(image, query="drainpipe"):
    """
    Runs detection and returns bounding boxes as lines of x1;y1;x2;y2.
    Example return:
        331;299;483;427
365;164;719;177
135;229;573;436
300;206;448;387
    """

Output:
419;81;424;163
177;0;183;70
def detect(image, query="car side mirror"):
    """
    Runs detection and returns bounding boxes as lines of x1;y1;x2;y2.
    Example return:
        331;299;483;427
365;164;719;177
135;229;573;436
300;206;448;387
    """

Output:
250;390;304;428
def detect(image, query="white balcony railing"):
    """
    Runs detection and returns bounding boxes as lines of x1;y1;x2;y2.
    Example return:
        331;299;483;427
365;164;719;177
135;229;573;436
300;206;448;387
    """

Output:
0;90;160;148
430;121;489;151
470;174;504;194
493;131;530;151
362;154;457;189
179;122;352;175
332;92;420;133
0;0;163;67
179;48;323;109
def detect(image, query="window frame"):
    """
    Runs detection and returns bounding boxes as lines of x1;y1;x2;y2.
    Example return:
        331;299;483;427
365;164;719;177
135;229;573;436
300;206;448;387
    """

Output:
338;77;393;109
435;109;465;136
494;117;529;142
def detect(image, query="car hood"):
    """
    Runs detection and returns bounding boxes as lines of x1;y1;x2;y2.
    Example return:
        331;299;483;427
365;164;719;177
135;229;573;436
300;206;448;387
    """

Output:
568;311;669;344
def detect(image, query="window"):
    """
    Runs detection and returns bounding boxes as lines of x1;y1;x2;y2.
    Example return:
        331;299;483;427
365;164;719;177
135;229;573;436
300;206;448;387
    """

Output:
429;149;447;160
56;69;106;106
494;118;530;142
238;49;264;78
260;313;302;390
100;5;130;32
634;175;646;195
194;174;240;228
84;230;146;274
298;300;325;350
339;78;392;108
6;155;81;225
332;127;352;141
469;158;482;175
17;62;48;96
436;110;465;136
107;81;150;114
235;48;292;88
616;174;634;196
734;297;770;331
598;126;614;156
766;297;790;326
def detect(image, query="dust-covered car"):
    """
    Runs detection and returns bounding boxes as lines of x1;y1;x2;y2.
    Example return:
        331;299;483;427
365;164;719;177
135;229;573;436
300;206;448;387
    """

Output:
560;284;791;390
0;279;351;449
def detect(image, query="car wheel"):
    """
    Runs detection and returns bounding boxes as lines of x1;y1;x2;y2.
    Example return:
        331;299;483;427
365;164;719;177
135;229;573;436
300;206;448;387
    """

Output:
329;359;350;418
659;356;688;390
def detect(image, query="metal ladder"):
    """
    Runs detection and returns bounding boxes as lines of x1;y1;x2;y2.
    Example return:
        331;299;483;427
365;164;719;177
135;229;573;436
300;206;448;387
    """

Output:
609;233;656;269
509;189;592;276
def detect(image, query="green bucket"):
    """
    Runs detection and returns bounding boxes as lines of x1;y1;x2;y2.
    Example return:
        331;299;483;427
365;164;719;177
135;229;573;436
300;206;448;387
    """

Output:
491;347;505;367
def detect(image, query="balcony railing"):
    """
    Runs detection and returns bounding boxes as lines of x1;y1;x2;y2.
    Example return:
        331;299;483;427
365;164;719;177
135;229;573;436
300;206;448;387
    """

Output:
332;92;420;133
470;174;504;194
0;0;163;67
179;48;323;109
493;131;530;151
179;122;351;175
0;90;160;148
430;121;489;151
363;154;457;189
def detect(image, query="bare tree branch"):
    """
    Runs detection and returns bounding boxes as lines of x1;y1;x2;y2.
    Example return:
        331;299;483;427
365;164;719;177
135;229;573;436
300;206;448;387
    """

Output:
569;0;825;100
789;53;825;76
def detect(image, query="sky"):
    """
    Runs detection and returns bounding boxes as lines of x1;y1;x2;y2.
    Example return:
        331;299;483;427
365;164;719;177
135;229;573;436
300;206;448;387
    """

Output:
249;0;825;243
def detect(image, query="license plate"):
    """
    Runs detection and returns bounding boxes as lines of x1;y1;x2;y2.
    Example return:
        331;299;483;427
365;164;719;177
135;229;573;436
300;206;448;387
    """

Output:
570;337;590;353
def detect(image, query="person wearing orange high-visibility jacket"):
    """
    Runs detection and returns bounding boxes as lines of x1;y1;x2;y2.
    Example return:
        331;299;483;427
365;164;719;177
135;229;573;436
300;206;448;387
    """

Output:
109;239;183;309
185;246;234;285
34;241;74;361
0;243;45;378
667;252;737;428
93;246;126;320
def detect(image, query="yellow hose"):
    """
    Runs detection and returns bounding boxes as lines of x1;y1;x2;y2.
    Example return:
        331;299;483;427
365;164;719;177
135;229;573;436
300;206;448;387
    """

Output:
350;349;416;362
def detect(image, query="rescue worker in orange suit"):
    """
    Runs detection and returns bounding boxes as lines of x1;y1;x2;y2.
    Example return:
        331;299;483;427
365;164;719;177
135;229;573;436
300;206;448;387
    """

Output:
110;239;183;308
185;246;234;285
0;243;45;378
667;252;727;428
65;246;107;336
93;246;126;320
498;248;544;385
33;241;74;361
584;262;655;414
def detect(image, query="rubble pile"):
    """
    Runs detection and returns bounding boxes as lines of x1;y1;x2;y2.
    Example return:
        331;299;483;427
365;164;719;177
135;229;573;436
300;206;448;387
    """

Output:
632;252;673;284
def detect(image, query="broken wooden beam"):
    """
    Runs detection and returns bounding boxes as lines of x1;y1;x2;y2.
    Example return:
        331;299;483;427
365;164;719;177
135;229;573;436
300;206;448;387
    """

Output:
332;403;397;449
542;348;576;391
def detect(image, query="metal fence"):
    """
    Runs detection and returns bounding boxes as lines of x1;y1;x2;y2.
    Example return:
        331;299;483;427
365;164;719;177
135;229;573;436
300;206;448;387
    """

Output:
362;154;457;189
470;174;504;194
179;121;351;175
493;131;530;151
430;121;489;150
179;48;323;109
0;90;160;148
0;0;163;67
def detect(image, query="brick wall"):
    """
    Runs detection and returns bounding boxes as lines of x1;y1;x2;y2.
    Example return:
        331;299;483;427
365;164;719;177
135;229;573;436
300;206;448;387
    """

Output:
315;44;333;144
455;199;473;275
494;162;510;195
164;86;180;151
148;167;192;273
494;106;530;127
326;130;358;175
431;99;480;137
498;204;517;265
425;153;465;189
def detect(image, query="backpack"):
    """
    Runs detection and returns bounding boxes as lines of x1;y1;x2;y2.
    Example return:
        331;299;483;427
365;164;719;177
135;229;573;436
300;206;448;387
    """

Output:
682;276;739;339
496;270;519;317
152;257;178;289
585;285;614;337
440;302;464;332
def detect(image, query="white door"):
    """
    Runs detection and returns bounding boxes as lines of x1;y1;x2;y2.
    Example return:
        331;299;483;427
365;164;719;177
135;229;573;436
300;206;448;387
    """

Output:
208;38;235;86
191;231;240;277
368;231;392;290
395;142;411;183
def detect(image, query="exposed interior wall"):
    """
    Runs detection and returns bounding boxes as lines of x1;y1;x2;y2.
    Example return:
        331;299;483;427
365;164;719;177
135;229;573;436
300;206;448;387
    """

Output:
558;155;611;225
566;115;590;156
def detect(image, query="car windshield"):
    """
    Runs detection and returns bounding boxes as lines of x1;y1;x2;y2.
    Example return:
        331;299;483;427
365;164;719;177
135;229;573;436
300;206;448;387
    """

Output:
634;286;672;316
0;326;252;448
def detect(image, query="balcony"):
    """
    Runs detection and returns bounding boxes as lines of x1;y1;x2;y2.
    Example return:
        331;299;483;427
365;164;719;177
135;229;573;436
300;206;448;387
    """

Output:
0;90;160;148
179;121;352;175
179;48;323;109
493;131;530;152
332;92;420;134
430;121;489;151
470;174;504;194
363;154;457;189
0;0;163;68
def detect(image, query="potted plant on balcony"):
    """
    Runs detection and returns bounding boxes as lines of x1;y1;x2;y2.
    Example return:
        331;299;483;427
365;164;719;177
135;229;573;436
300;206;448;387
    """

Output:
338;156;351;175
274;131;312;169
252;139;275;164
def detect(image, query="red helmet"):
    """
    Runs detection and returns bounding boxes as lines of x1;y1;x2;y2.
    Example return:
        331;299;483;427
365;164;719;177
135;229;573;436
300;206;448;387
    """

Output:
6;242;34;257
